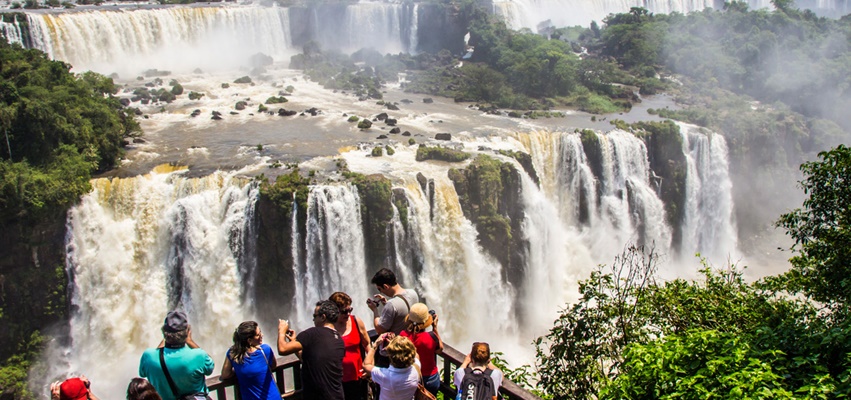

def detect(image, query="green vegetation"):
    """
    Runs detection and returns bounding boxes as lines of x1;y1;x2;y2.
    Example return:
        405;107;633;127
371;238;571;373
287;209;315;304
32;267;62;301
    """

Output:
233;76;252;84
258;169;311;218
0;41;139;223
347;115;360;122
415;146;471;162
265;96;288;104
371;146;383;157
357;119;372;129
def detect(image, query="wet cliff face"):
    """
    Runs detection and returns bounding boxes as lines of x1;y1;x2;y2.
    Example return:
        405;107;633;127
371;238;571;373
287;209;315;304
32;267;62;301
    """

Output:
638;121;688;250
351;174;394;275
0;213;68;361
448;155;527;290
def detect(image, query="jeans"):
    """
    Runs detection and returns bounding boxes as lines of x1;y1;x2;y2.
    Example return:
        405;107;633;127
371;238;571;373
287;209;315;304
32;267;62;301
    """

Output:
424;372;441;396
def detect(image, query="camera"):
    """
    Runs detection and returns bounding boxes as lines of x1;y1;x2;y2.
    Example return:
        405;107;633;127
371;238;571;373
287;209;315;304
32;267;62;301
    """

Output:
429;309;436;317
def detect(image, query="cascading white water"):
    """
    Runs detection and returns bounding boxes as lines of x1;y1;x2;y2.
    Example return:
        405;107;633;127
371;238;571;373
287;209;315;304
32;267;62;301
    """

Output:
678;122;739;265
294;184;370;328
0;19;24;45
491;0;844;29
25;5;294;75
309;2;414;55
63;166;258;396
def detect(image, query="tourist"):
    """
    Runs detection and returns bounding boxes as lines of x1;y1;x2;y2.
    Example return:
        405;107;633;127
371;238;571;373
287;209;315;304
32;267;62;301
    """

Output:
50;376;101;400
277;300;345;400
138;311;215;400
453;342;503;400
363;334;420;400
220;321;280;400
400;303;443;395
367;268;419;335
126;377;162;400
329;292;371;400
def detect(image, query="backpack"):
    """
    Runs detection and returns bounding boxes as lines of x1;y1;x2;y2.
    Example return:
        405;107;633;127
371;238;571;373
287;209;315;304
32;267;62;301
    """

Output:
458;367;497;400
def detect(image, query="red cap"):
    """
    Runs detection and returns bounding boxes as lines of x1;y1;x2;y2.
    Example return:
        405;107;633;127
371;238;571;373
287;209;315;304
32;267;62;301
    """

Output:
59;378;88;400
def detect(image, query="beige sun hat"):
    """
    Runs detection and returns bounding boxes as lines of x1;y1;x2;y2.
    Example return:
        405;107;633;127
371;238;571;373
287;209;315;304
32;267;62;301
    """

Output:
405;302;433;328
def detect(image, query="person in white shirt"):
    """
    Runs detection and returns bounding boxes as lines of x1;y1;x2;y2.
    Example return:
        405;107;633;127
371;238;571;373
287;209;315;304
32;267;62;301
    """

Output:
363;334;420;400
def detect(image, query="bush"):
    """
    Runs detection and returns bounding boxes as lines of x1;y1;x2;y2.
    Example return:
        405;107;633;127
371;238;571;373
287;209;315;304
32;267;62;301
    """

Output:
265;96;288;104
415;146;470;162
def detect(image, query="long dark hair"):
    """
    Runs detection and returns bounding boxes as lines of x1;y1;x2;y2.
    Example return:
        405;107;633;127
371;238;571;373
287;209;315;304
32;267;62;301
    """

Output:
230;321;259;364
127;378;161;400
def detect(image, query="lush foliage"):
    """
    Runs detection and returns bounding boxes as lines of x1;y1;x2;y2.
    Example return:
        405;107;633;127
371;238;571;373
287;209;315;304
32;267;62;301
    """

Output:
0;41;139;223
777;145;851;306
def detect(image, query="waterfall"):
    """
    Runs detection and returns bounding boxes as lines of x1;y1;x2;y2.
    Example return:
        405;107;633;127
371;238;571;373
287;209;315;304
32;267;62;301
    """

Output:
517;130;672;262
25;5;294;75
0;18;24;45
63;166;257;396
308;2;415;55
679;123;739;264
492;0;839;29
295;184;370;329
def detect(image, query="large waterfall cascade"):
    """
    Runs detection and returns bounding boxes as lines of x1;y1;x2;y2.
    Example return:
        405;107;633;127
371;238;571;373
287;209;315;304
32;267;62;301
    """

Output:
58;127;739;394
63;166;258;395
3;3;424;76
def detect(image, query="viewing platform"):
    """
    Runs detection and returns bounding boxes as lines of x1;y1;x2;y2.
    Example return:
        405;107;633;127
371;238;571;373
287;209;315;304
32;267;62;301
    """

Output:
206;340;542;400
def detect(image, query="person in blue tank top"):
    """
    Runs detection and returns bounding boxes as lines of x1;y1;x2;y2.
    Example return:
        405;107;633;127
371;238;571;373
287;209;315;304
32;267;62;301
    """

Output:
220;321;280;400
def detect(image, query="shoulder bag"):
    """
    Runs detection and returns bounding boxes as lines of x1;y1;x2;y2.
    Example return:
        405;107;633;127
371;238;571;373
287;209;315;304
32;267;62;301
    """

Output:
158;348;211;400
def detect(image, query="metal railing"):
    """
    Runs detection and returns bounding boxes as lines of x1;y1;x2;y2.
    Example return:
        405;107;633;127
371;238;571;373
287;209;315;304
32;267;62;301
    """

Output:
206;342;541;400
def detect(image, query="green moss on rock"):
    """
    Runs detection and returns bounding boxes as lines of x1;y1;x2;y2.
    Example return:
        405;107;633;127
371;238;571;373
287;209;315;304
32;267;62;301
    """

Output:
415;146;471;162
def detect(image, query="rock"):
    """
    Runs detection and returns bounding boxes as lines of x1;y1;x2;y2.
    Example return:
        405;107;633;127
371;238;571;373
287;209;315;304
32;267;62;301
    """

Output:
305;108;320;116
234;76;252;84
212;111;222;117
278;108;297;116
423;98;433;103
212;115;223;120
400;99;413;104
190;109;201;117
402;131;411;136
235;101;247;111
132;138;146;144
376;112;388;121
377;135;388;139
230;111;239;115
385;103;400;111
435;133;452;141
249;53;274;68
119;98;130;107
221;83;230;89
385;118;397;126
389;127;401;134
358;119;373;129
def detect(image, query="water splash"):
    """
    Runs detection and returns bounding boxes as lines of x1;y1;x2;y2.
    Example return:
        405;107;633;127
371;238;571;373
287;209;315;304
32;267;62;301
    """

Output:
63;169;256;396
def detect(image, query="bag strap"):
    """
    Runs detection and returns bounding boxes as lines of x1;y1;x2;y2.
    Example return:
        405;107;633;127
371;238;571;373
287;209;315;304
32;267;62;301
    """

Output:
413;363;424;384
394;293;410;313
259;345;272;374
159;348;181;398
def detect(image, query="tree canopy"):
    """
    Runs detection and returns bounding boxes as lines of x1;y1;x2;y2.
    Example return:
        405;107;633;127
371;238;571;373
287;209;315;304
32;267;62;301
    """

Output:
0;40;138;222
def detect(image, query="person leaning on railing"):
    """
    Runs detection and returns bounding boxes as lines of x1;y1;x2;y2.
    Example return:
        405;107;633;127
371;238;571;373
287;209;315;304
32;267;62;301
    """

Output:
220;321;281;400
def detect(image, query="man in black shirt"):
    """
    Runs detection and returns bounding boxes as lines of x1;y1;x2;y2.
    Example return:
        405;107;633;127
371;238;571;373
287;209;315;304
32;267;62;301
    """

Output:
277;300;345;400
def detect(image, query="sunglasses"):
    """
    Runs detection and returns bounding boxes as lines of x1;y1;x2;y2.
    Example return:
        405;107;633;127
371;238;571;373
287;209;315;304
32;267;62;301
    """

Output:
341;307;354;314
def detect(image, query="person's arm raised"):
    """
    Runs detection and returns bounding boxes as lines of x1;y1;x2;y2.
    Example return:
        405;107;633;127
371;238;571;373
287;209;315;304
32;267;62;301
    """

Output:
276;319;302;356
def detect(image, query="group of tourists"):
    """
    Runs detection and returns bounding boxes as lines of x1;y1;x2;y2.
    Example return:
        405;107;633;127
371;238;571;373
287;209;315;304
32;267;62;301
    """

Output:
51;268;504;400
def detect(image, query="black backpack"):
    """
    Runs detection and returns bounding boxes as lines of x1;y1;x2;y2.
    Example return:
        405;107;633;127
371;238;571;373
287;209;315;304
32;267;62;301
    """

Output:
458;367;496;400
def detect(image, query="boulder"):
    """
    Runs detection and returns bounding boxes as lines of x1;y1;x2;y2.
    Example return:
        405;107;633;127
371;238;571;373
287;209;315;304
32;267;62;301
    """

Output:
385;103;400;111
423;98;433;103
235;101;247;111
435;133;452;141
389;127;401;134
119;98;131;107
375;112;388;121
377;135;388;139
278;108;297;117
402;131;411;136
385;118;397;126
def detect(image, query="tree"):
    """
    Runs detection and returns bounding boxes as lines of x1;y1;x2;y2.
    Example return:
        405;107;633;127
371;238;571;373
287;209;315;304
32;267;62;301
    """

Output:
777;145;851;307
